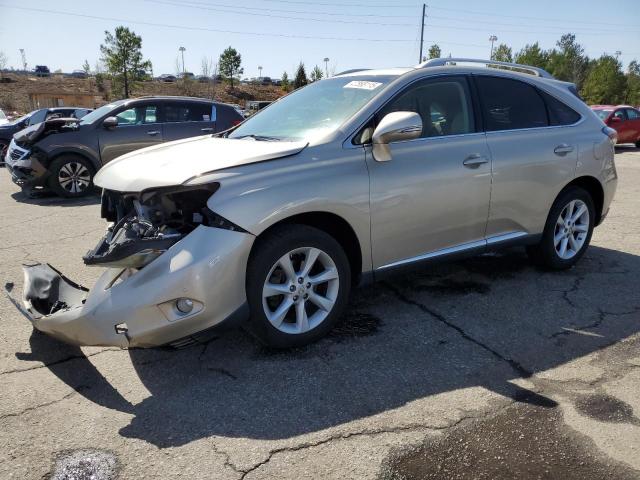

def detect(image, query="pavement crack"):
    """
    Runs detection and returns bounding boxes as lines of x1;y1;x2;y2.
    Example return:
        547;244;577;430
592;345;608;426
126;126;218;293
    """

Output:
3;348;121;376
382;282;532;378
0;389;83;421
0;228;103;252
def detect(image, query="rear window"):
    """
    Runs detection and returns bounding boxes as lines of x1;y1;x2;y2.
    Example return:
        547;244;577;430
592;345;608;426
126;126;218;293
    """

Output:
539;91;581;126
475;76;548;131
164;103;214;123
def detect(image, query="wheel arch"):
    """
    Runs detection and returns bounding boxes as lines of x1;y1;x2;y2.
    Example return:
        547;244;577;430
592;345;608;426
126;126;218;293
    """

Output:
562;176;605;225
46;148;100;172
249;211;363;286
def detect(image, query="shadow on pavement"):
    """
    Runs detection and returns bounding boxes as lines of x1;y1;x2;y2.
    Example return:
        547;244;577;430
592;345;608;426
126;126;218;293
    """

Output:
18;245;640;447
10;189;100;207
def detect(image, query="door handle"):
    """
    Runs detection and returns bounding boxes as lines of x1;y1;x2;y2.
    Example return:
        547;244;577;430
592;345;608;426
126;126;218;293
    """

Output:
147;130;160;136
201;127;214;132
554;144;574;155
463;154;489;168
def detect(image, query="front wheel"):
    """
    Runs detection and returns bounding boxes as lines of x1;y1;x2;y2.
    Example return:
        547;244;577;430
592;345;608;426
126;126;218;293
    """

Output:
527;186;595;270
0;140;8;162
245;225;351;348
47;155;95;198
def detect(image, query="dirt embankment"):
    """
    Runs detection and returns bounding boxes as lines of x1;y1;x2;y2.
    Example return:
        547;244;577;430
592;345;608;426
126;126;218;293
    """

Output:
0;73;285;114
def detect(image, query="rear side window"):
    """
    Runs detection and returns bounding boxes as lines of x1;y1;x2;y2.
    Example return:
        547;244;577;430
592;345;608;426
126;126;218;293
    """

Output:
539;91;581;126
164;103;214;122
475;76;547;131
626;109;639;120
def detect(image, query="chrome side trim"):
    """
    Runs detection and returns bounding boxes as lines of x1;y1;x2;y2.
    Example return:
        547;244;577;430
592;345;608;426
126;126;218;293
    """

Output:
486;231;528;244
376;231;529;271
377;239;486;271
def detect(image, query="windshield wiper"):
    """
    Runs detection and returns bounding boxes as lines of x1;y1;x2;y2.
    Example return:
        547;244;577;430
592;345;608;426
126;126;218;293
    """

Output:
234;134;281;141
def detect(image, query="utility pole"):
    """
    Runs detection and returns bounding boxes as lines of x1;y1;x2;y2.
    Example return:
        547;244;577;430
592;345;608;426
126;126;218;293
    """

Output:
615;50;622;60
489;35;497;60
324;57;330;78
418;4;426;64
258;65;263;78
19;49;27;71
179;46;186;74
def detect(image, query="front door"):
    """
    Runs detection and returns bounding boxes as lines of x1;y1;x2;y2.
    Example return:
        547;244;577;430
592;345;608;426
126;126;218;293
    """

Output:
366;75;492;270
98;102;163;163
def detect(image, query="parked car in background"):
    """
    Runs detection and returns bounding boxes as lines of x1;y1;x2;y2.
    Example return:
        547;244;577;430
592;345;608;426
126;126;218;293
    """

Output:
0;107;90;160
4;96;243;197
0;109;8;126
591;105;640;147
18;59;617;349
245;100;272;117
70;70;88;79
159;74;177;82
34;65;50;77
178;72;195;80
196;75;211;83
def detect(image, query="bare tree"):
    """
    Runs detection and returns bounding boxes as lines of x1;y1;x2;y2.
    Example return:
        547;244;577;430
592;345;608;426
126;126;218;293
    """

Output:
0;51;7;79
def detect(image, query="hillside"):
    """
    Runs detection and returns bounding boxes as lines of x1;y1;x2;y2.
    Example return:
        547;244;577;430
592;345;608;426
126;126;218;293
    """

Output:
0;73;286;114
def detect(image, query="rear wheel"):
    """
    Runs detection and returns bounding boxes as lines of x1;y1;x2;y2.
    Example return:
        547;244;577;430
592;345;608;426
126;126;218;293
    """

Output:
527;186;595;270
47;155;95;198
245;225;351;348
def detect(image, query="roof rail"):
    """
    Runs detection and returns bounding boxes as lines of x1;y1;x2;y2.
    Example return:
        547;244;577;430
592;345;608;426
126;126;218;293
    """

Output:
335;68;371;76
418;58;554;79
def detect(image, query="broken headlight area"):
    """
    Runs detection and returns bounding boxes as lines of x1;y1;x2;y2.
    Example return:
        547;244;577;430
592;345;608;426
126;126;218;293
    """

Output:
85;183;245;269
23;263;88;317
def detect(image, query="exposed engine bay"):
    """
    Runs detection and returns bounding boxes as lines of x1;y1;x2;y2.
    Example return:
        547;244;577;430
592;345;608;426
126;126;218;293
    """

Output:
13;117;81;147
84;184;245;268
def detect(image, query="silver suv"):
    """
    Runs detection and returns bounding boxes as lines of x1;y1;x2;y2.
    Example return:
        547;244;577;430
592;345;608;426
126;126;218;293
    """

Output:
21;58;618;349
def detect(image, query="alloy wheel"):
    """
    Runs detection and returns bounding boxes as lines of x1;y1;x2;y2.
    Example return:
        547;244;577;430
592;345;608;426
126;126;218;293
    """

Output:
58;162;91;194
262;246;340;334
554;199;590;260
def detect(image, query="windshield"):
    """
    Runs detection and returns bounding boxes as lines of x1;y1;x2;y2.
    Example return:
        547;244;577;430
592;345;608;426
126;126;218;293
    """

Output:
229;75;396;142
79;102;123;125
592;109;612;120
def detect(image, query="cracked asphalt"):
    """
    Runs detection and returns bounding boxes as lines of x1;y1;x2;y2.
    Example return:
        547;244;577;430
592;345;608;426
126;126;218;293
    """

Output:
1;147;639;479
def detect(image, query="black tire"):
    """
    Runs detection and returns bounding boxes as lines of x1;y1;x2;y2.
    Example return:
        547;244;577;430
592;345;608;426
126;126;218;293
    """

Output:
0;140;8;164
47;155;95;198
526;186;595;270
635;140;640;149
245;224;351;348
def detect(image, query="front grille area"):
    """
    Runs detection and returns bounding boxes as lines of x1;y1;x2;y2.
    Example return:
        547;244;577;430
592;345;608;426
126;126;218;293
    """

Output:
9;148;22;161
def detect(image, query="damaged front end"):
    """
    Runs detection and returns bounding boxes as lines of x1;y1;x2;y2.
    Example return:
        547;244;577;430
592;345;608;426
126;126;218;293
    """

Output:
22;183;254;348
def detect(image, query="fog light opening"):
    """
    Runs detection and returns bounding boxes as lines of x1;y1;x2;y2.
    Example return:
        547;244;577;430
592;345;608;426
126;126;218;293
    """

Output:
176;298;194;314
115;323;128;334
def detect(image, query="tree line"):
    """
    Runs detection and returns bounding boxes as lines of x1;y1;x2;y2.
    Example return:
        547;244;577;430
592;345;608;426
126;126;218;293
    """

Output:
427;34;640;105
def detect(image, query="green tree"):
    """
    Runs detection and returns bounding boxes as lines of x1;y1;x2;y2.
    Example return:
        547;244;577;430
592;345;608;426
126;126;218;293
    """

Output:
281;71;290;92
626;60;640;105
493;44;513;62
218;46;243;88
310;65;323;82
514;42;550;69
293;62;308;89
581;54;626;104
427;44;441;60
82;59;91;75
546;33;589;89
100;26;152;98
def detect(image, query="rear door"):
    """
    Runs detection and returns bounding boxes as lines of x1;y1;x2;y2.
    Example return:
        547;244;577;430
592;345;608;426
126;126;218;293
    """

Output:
624;108;640;143
161;101;216;141
97;102;163;163
475;75;579;237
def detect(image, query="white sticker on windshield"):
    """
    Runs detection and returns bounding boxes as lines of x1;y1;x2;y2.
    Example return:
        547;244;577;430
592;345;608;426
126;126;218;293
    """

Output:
343;80;382;90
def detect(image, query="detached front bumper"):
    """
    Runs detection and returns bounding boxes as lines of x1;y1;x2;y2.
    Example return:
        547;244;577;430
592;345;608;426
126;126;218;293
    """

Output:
21;225;254;347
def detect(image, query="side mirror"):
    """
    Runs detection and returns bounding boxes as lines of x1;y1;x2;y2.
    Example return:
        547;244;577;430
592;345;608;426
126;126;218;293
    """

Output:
371;111;422;162
103;116;118;129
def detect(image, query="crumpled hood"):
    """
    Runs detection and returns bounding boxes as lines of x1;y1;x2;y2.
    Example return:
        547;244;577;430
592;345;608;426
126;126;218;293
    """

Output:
94;136;308;192
13;118;80;146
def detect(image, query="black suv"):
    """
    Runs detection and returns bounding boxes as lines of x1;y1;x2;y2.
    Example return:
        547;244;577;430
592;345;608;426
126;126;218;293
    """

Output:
4;97;243;197
0;107;92;159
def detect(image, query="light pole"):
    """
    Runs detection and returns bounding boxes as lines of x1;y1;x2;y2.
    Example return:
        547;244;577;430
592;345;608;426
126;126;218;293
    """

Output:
179;46;186;74
258;65;263;78
615;50;622;60
323;57;330;78
489;35;497;60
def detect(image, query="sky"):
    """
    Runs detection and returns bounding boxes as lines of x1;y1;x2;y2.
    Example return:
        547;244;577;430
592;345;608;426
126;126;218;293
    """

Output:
0;0;639;79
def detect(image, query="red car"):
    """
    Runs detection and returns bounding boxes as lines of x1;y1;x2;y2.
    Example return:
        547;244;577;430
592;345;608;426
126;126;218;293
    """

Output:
591;105;640;147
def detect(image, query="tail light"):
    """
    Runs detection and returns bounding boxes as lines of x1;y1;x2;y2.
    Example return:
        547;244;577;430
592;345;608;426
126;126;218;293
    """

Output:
602;126;617;145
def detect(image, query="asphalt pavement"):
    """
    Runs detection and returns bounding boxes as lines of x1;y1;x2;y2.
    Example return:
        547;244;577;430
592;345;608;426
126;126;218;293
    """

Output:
1;147;639;479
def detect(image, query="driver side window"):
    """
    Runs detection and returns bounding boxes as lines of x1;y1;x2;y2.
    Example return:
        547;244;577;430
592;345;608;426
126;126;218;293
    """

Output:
115;105;158;126
378;76;475;139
